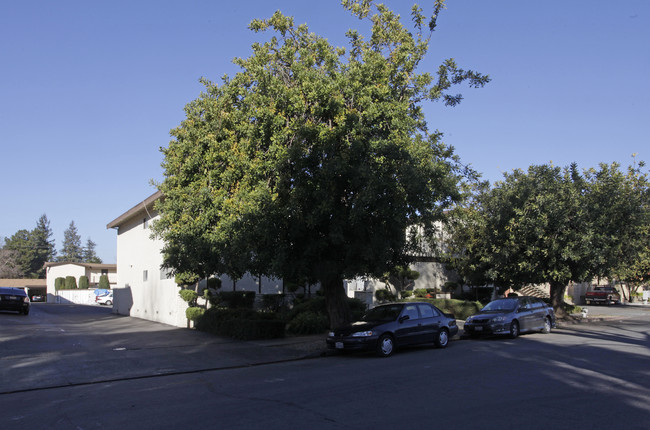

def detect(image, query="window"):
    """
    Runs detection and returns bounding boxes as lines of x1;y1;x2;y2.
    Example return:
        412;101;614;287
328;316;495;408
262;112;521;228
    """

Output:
403;304;419;320
418;304;436;318
143;270;148;282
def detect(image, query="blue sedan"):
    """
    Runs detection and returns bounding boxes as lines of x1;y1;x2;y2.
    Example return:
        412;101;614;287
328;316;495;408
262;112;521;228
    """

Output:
327;302;458;357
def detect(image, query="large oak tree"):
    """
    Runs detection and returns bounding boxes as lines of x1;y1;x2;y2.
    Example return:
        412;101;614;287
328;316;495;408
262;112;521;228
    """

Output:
154;0;488;328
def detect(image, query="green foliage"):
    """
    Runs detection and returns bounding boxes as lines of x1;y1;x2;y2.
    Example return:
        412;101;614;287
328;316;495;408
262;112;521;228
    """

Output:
401;290;413;298
2;214;57;278
58;221;83;262
443;281;458;293
64;276;77;290
185;306;205;322
285;296;365;328
54;277;65;290
175;272;200;287
99;275;110;289
78;276;89;289
382;266;420;295
82;238;102;263
153;0;487;329
207;277;222;290
413;288;428;298
260;294;289;312
195;308;284;340
286;311;329;335
211;291;256;309
178;288;198;306
444;161;649;311
375;289;397;302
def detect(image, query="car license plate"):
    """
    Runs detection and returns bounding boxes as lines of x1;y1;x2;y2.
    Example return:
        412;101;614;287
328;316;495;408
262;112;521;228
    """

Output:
475;326;483;331
335;342;344;349
9;296;17;300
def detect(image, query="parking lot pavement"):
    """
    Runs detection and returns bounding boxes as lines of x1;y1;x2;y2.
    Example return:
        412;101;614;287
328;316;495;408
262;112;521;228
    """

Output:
0;306;327;394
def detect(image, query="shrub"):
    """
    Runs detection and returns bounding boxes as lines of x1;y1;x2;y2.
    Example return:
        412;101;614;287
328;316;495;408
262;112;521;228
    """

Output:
99;274;110;289
375;289;397;302
178;289;198;306
78;276;89;289
65;276;77;290
195;308;284;340
186;306;205;322
401;290;413;298
207;277;222;290
211;291;256;309
260;294;288;312
55;277;65;291
286;311;329;335
443;281;458;293
413;288;428;298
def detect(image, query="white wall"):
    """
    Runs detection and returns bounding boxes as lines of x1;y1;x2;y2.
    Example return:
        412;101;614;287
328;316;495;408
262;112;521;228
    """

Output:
113;212;188;327
46;264;86;297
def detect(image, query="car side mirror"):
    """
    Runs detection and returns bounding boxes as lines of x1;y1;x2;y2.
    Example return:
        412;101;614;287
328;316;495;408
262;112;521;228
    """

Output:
399;315;410;323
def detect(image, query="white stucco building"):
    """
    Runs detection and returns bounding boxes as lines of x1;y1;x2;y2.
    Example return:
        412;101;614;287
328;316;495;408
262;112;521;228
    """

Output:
44;262;117;300
107;191;459;327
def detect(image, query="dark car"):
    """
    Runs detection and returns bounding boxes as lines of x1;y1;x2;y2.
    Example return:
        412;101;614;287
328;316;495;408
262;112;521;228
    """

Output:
326;302;458;357
0;287;30;315
464;296;555;339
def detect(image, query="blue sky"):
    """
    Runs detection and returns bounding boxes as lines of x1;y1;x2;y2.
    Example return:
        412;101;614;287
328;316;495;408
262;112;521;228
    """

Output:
1;0;648;263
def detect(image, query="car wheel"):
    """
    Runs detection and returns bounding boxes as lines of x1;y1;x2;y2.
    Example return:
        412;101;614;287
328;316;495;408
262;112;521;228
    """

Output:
106;300;113;306
23;309;29;316
376;334;395;357
509;320;520;339
434;328;450;348
542;317;552;334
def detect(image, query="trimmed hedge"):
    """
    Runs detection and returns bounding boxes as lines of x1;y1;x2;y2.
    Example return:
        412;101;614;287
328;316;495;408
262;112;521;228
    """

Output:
64;276;77;290
195;308;284;340
186;306;205;322
78;276;89;289
210;291;256;309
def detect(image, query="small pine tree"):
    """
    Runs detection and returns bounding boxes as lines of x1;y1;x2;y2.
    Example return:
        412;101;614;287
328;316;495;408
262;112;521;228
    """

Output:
78;275;89;289
55;277;65;290
99;274;110;289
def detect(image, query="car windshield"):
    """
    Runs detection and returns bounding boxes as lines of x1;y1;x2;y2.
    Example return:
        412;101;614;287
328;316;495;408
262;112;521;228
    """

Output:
363;304;403;322
482;299;517;312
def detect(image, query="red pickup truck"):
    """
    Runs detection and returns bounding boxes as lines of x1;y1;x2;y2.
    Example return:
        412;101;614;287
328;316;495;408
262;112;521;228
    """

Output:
585;286;620;305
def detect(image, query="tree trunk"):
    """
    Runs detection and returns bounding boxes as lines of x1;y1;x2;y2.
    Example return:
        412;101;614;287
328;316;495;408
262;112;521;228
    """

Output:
322;276;352;329
549;281;567;317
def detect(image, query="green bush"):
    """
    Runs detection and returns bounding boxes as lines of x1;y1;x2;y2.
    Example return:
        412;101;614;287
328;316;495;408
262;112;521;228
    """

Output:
195;308;284;340
413;288;428;298
78;276;89;289
401;290;413;298
64;276;77;290
375;289;397;302
99;274;110;289
186;306;205;322
211;291;256;309
207;277;222;290
260;294;288;312
443;281;459;293
179;289;198;306
286;311;329;335
55;277;65;291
